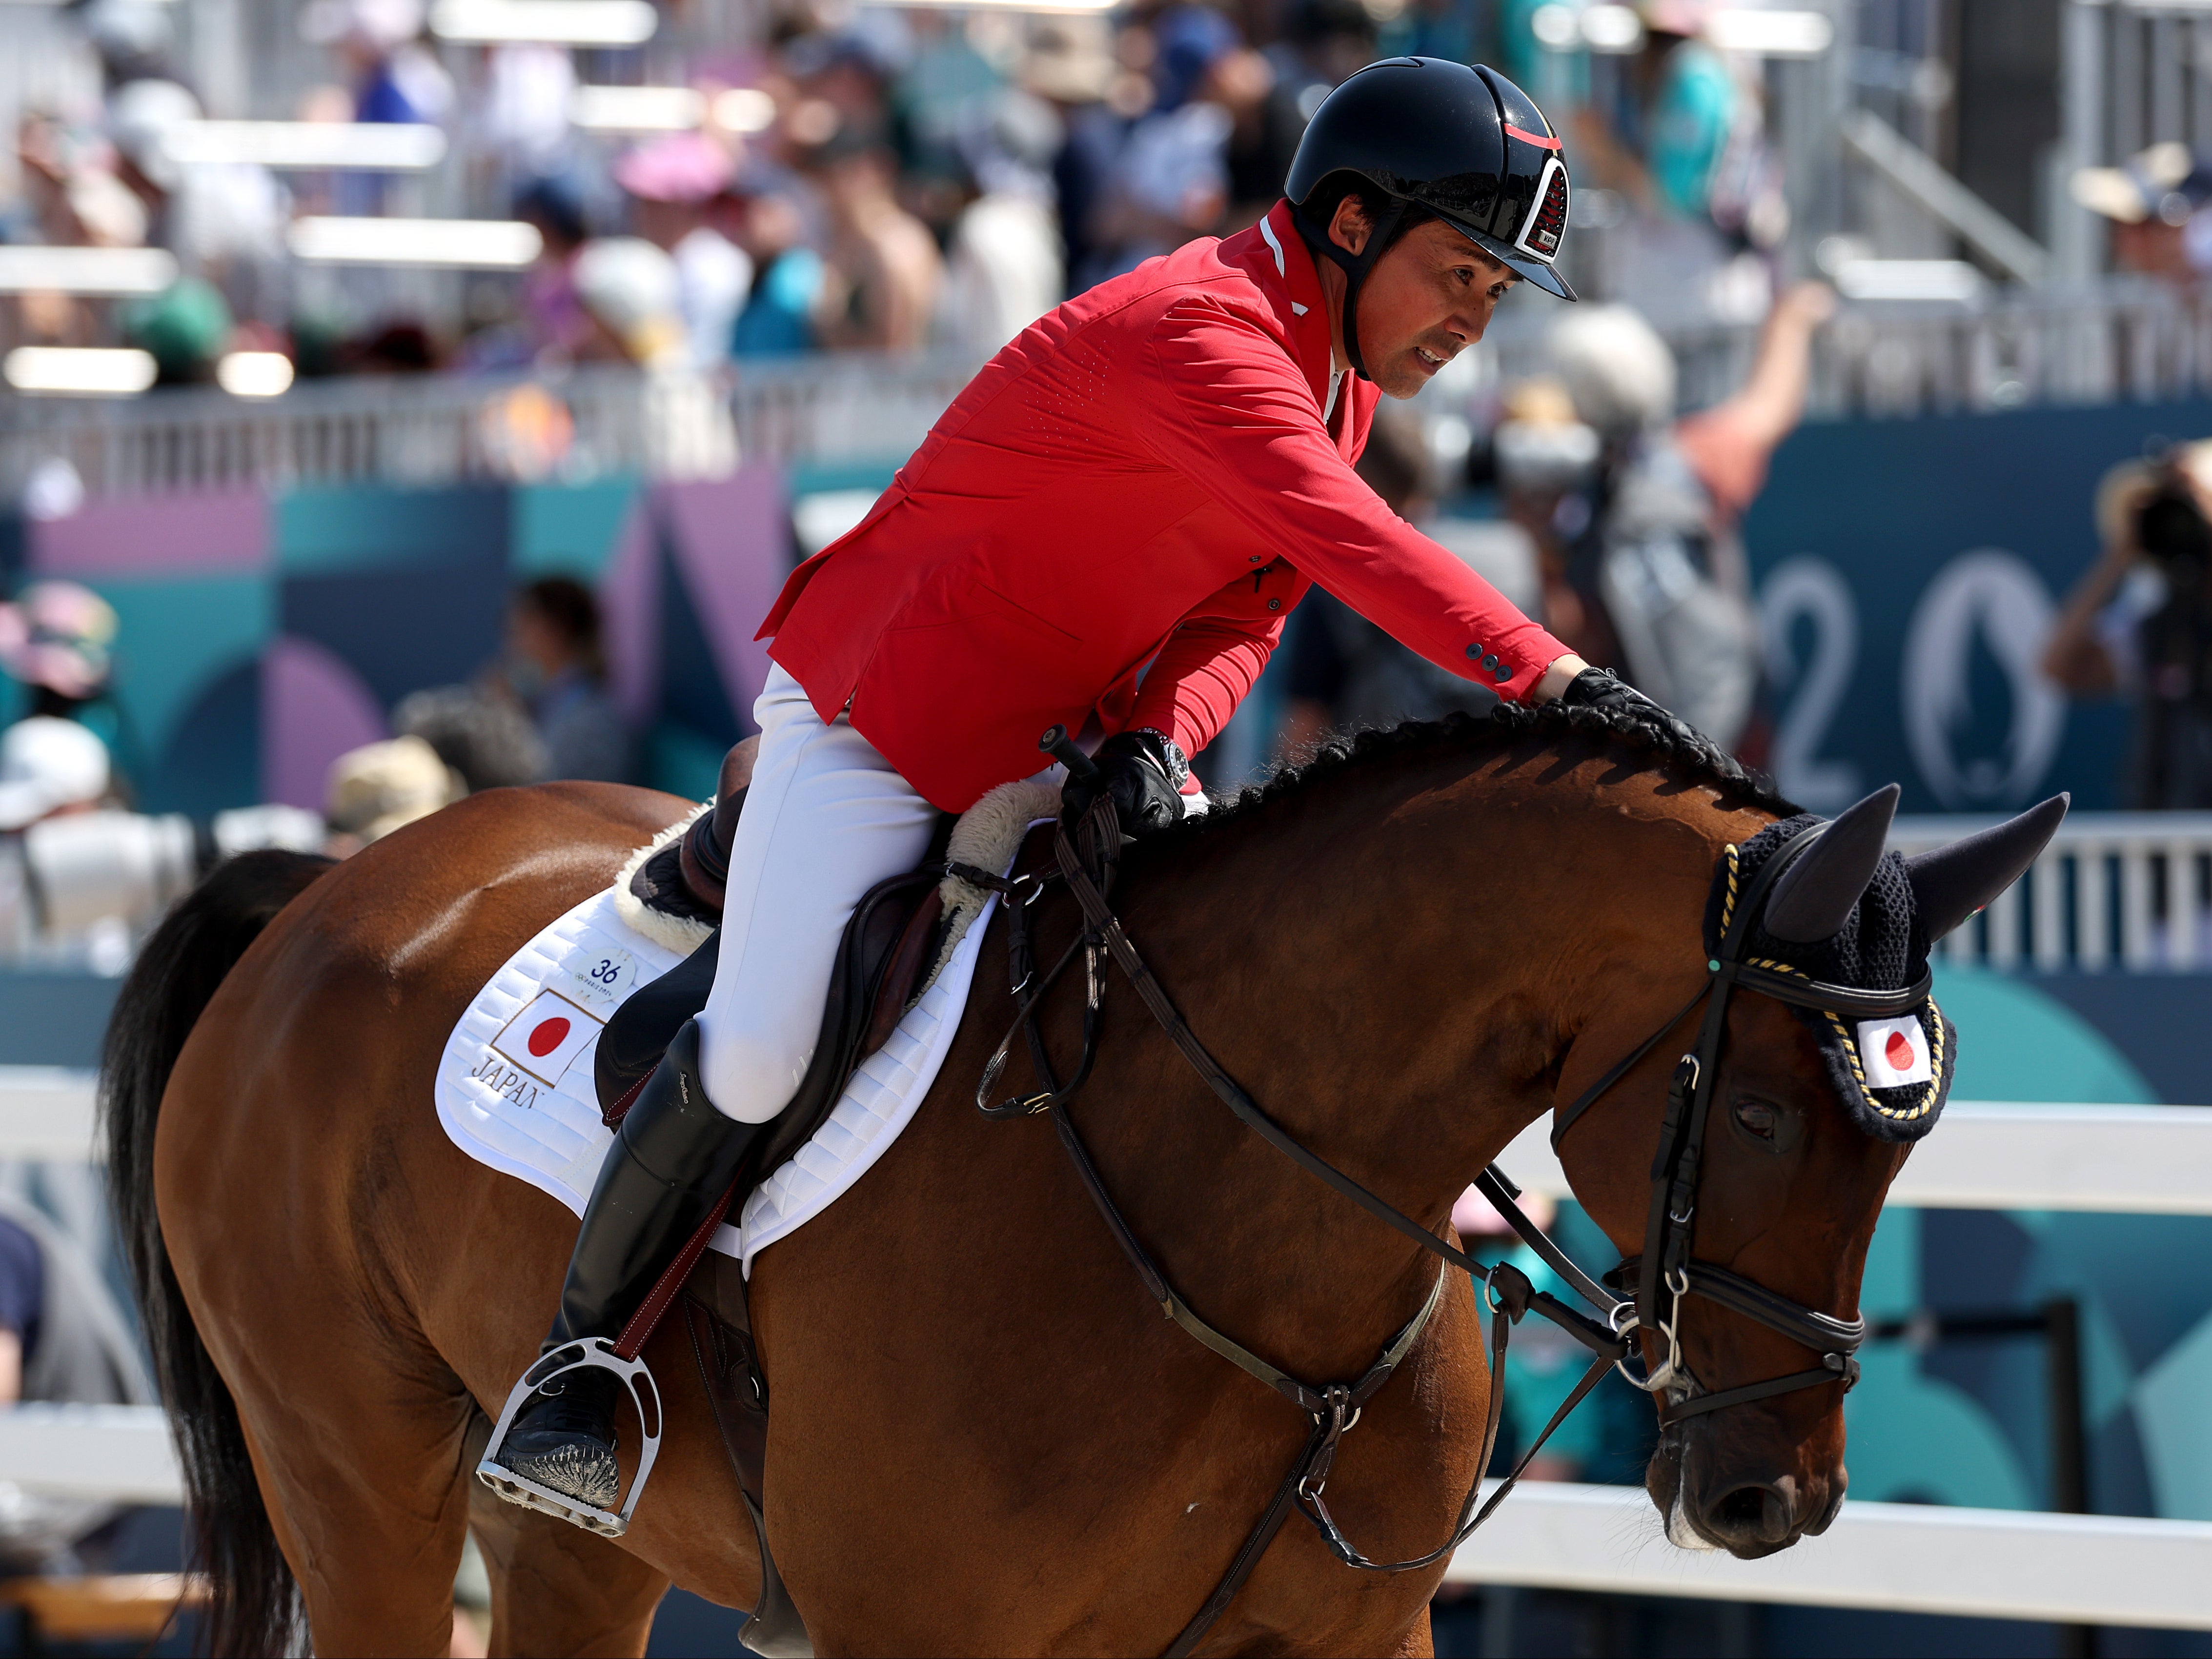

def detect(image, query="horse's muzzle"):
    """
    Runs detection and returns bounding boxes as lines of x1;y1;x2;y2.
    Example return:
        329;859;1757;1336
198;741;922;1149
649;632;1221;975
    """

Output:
1647;1428;1844;1559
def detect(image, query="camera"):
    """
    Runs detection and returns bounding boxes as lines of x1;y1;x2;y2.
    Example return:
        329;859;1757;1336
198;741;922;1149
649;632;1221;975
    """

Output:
2133;451;2212;571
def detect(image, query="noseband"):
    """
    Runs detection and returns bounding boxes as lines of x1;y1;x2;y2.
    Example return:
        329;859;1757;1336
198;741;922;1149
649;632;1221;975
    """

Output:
967;794;1899;1654
1550;817;1897;1422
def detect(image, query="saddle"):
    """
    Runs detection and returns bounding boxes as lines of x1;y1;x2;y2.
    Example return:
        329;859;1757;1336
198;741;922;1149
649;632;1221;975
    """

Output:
595;736;955;1173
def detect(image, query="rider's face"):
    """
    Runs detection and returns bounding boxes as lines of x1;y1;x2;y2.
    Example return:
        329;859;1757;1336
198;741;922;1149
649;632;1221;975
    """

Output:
1327;202;1519;399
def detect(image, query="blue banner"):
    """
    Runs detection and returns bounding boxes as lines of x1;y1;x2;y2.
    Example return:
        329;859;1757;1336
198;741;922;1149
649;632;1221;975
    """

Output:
1742;400;2212;813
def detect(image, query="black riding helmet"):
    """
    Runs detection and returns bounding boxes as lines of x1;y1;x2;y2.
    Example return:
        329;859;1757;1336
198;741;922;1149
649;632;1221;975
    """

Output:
1287;58;1576;381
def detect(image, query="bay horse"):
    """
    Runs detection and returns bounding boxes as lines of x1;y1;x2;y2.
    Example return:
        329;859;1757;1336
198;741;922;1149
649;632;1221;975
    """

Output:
107;706;2005;1655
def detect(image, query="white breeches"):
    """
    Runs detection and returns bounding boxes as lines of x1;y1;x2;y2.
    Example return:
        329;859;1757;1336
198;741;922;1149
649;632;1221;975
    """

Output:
694;666;939;1121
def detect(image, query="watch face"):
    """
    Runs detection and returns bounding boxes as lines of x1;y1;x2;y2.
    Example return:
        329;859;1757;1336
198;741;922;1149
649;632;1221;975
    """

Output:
1138;728;1190;789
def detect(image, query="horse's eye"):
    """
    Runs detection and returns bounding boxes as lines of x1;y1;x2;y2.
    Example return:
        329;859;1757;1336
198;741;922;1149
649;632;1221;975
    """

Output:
1734;1099;1778;1138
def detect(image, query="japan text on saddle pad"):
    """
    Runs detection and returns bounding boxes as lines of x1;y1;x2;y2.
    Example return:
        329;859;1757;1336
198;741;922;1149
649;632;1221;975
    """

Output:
435;865;1000;1273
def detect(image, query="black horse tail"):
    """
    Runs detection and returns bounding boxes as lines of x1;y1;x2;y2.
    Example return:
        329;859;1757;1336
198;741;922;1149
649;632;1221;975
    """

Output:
99;849;333;1657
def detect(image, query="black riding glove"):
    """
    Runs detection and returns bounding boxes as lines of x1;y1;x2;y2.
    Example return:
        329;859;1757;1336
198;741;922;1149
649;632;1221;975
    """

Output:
1559;667;1700;744
1061;729;1191;837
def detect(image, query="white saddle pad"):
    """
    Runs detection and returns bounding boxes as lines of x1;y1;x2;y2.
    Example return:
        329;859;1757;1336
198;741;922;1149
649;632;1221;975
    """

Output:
435;877;999;1275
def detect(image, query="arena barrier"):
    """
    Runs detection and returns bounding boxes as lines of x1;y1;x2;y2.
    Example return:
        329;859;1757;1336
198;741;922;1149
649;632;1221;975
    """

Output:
4;1071;2205;1630
1890;812;2212;972
4;1069;2209;1211
5;286;2212;499
8;1069;2209;1213
1;1412;2208;1633
1437;1480;2212;1630
1501;1102;2212;1215
3;1408;2206;1632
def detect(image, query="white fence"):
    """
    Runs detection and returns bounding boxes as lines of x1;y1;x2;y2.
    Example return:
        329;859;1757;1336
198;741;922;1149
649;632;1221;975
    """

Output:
1500;1102;2212;1214
8;283;2212;498
0;350;987;501
4;1072;2206;1631
1441;1482;2212;1630
1892;810;2212;972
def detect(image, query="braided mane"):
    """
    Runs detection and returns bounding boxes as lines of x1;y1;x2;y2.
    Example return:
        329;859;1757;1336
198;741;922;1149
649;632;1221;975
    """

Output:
1167;700;1796;841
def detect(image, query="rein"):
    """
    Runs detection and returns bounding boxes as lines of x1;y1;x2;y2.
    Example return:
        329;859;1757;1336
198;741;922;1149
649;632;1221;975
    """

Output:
964;787;1904;1654
964;801;1625;1655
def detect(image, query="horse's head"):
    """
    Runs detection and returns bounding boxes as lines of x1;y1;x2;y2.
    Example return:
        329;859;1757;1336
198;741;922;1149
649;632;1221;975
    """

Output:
1555;784;2067;1558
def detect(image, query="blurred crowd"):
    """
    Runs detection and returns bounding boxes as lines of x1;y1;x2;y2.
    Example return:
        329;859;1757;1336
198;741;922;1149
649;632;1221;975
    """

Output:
0;569;626;982
0;0;1812;385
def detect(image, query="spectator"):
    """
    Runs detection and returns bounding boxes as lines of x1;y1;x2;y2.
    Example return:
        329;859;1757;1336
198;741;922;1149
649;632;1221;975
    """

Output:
107;78;288;283
728;186;829;358
300;0;453;215
1541;287;1831;751
935;90;1065;353
1567;1;1786;320
613;132;753;372
1089;6;1239;278
1488;376;1602;653
2071;142;2212;286
807;121;942;351
2042;444;2212;809
1450;1184;1598;1482
0;1194;155;1571
392;686;543;793
1029;15;1141;294
119;275;231;385
505;578;629;783
570;235;687;366
324;733;463;854
0;583;128;815
510;172;596;365
1229;0;1375;221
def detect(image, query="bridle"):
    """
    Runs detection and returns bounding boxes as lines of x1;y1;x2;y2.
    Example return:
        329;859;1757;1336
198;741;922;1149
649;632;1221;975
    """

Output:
963;776;1908;1655
1550;816;1904;1422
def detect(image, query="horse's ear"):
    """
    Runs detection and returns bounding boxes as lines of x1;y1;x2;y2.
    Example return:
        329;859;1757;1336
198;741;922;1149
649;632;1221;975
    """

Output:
1763;785;1901;943
1906;794;2070;942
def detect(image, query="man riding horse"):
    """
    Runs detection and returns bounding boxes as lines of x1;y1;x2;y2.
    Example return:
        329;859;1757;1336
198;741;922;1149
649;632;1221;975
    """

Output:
485;57;1681;1514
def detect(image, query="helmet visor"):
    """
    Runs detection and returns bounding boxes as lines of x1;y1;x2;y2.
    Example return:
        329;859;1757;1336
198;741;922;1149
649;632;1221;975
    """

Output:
1445;218;1580;301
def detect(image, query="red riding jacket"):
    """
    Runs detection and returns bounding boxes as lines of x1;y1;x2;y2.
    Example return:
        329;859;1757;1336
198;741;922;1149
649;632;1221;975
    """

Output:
758;200;1571;811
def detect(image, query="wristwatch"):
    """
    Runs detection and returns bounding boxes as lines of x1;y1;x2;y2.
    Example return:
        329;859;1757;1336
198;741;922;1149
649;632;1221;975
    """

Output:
1133;728;1192;793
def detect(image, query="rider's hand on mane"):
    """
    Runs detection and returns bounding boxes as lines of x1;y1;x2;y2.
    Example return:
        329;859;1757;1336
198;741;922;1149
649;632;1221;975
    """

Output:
1061;729;1191;836
1559;667;1703;746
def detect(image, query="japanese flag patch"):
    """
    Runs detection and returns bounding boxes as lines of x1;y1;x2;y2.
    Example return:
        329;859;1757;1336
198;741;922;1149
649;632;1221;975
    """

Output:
1856;1016;1932;1088
491;990;604;1089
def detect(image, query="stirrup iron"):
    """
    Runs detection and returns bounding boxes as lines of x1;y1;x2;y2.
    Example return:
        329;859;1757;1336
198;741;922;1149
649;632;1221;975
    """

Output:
477;1338;665;1538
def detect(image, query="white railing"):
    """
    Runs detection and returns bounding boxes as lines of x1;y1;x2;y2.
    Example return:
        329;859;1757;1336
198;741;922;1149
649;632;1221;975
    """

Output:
1441;1482;2212;1629
10;283;2212;500
1891;810;2212;972
25;1071;2207;1211
1501;1102;2212;1214
0;1406;2201;1631
0;351;987;501
1479;279;2212;422
9;1081;2204;1628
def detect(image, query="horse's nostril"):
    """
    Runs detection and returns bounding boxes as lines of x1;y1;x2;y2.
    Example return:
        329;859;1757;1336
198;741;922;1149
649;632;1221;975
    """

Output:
1716;1486;1769;1530
1712;1482;1792;1542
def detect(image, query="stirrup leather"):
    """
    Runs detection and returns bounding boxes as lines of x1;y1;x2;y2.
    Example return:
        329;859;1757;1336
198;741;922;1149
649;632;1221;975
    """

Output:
477;1338;665;1538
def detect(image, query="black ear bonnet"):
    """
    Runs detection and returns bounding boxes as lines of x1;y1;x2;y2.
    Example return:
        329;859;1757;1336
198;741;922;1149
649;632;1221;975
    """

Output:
1703;813;1956;1142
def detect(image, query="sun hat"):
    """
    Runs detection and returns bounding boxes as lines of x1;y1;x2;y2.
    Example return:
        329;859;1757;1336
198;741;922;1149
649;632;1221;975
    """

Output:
325;734;463;842
612;131;735;206
0;716;110;831
0;583;119;700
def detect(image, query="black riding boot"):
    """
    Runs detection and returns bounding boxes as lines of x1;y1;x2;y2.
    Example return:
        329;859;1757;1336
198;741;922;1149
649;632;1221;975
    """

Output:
487;1020;760;1510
